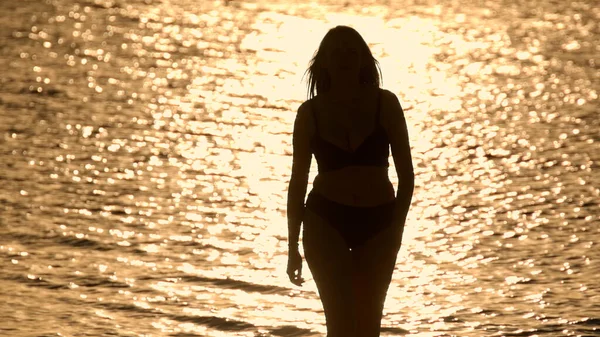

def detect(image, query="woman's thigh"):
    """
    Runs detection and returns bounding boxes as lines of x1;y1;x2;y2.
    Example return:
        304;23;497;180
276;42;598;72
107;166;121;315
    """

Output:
302;208;355;335
351;223;402;334
352;222;402;272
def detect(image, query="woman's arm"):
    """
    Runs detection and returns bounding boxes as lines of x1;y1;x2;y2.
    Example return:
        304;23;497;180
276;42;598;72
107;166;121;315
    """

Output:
383;90;415;228
287;102;312;250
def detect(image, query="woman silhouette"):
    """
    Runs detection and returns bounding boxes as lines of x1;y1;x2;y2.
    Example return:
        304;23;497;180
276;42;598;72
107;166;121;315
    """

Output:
286;26;414;336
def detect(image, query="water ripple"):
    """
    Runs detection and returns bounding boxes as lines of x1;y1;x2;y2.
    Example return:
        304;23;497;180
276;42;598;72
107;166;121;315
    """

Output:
1;0;598;336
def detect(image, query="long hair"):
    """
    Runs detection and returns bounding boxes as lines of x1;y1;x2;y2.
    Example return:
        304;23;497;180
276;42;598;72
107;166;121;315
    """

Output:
304;26;382;99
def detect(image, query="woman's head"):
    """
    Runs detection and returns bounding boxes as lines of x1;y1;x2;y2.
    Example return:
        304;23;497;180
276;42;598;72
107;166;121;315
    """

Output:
305;25;382;98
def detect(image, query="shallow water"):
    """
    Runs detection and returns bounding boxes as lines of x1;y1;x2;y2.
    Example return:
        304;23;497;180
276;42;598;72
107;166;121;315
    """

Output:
0;0;599;336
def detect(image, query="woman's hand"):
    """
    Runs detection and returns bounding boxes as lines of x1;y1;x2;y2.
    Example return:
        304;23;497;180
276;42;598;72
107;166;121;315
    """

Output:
286;246;304;286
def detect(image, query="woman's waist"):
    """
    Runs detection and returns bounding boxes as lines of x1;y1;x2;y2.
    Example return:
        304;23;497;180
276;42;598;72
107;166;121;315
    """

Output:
311;173;395;207
315;166;390;184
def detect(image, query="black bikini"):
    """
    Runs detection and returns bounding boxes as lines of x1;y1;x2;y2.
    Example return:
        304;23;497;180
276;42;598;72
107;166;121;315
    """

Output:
305;89;396;250
310;92;390;172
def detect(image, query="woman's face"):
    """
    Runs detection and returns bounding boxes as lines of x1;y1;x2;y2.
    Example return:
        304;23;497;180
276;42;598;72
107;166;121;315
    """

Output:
324;33;362;81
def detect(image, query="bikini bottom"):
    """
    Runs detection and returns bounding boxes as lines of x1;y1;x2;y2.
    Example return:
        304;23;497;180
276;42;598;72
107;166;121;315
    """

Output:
304;190;396;250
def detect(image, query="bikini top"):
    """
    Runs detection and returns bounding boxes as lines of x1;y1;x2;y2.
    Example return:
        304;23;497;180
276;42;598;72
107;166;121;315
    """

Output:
309;90;389;173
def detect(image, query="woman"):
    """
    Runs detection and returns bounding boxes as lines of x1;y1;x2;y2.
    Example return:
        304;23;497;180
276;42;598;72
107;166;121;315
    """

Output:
286;25;414;336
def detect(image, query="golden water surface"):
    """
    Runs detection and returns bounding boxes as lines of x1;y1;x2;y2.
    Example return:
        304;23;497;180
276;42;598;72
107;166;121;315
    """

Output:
0;0;598;336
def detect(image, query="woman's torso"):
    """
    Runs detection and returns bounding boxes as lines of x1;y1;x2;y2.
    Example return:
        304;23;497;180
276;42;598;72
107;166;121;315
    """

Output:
308;86;395;207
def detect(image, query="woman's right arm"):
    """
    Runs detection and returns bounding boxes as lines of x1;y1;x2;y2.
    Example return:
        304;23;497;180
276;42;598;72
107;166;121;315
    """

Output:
286;102;313;250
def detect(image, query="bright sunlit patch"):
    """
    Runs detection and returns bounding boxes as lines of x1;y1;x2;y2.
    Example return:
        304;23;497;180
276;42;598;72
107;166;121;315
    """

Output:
3;0;589;335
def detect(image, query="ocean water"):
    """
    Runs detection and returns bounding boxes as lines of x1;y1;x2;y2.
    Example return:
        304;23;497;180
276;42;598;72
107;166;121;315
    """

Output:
0;0;599;336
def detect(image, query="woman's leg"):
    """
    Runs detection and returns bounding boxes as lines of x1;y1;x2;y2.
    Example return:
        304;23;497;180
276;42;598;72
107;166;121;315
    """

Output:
351;223;402;337
303;208;355;337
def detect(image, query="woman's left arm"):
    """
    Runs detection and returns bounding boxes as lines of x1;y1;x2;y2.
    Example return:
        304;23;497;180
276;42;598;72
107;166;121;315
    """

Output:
383;90;415;228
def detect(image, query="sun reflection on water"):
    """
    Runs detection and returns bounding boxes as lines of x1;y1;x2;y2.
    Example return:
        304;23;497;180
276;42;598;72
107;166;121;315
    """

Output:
0;0;598;335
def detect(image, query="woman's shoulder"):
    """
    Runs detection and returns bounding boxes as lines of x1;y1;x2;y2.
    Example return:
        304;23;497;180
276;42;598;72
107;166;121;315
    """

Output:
378;87;398;101
376;88;405;129
297;97;317;117
294;99;317;133
378;88;402;110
